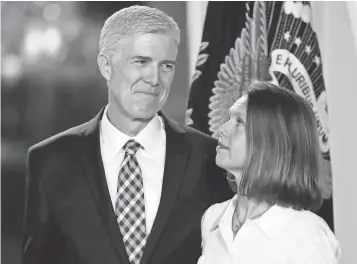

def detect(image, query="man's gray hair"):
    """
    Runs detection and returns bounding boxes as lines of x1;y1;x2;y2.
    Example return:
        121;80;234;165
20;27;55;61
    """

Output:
99;5;181;61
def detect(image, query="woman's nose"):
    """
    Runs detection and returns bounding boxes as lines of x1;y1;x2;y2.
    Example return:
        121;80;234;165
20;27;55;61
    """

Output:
217;122;229;138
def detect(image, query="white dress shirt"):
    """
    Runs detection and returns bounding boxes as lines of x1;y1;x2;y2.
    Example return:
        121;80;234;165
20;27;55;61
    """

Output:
100;107;166;235
198;195;341;264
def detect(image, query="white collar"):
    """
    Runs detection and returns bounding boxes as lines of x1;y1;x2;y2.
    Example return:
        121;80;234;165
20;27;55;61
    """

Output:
100;106;164;160
212;195;297;241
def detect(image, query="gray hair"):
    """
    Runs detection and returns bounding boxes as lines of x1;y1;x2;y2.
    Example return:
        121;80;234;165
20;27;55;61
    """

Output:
99;5;181;62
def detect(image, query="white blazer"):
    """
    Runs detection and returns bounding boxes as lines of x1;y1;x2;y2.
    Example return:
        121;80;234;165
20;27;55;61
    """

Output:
198;195;341;264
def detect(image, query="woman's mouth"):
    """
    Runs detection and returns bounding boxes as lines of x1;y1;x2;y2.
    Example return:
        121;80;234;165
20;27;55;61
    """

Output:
217;141;228;149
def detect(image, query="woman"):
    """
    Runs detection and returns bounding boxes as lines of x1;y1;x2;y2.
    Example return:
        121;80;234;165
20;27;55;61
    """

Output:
198;81;340;264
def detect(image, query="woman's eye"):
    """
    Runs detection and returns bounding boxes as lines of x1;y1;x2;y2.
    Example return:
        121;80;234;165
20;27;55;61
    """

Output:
235;118;245;126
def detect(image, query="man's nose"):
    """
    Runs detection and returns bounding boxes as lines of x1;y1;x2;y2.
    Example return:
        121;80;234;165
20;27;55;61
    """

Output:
144;65;160;86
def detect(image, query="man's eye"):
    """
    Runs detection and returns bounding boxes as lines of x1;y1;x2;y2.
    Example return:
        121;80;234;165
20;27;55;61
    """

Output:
134;60;147;65
161;64;174;71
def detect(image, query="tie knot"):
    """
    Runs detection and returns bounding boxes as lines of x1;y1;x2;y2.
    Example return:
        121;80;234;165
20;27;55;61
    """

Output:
122;139;142;156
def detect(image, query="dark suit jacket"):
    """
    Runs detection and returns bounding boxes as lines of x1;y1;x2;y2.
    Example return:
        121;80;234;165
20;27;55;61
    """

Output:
22;109;232;264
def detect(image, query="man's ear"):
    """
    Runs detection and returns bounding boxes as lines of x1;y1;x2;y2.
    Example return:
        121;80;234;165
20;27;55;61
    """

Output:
97;53;112;82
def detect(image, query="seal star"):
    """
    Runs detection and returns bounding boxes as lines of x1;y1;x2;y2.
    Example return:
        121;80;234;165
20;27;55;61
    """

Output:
305;45;312;55
284;31;291;42
313;55;321;66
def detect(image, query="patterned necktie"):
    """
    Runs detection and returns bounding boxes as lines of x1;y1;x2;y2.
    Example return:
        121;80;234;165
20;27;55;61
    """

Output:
116;139;147;264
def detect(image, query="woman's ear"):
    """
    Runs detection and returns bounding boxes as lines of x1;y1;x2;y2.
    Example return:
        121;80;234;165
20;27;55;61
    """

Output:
97;53;112;82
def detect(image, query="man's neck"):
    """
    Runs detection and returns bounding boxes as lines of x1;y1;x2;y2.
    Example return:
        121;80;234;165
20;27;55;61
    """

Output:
107;106;153;137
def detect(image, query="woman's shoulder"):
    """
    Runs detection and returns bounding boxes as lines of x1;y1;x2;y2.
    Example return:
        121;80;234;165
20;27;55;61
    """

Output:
272;206;333;235
290;208;333;233
206;199;232;215
277;206;340;256
293;209;340;260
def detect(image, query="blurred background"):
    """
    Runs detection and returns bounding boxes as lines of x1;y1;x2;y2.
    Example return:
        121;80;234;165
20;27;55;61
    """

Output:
2;1;357;264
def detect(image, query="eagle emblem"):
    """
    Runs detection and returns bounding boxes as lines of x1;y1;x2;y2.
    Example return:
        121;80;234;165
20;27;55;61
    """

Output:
208;2;269;138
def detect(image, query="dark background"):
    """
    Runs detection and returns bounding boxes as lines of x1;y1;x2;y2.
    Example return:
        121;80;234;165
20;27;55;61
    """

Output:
1;2;188;264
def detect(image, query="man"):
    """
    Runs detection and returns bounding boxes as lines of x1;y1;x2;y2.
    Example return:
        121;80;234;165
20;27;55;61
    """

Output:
22;5;231;264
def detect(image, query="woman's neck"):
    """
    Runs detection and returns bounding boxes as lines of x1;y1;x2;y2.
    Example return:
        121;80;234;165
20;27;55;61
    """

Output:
229;170;272;223
235;195;271;223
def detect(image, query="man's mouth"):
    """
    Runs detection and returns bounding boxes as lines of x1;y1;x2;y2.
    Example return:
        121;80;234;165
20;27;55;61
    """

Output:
135;91;159;97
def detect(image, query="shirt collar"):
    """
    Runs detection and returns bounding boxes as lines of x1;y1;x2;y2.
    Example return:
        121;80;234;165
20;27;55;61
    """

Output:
254;204;297;240
211;195;237;249
210;195;237;233
212;195;296;241
134;113;164;155
100;106;164;160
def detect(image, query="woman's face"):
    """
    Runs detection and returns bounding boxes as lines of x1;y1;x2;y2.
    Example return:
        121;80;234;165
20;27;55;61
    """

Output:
216;95;248;179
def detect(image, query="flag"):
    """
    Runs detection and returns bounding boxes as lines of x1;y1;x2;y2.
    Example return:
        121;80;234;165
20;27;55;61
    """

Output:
187;1;333;230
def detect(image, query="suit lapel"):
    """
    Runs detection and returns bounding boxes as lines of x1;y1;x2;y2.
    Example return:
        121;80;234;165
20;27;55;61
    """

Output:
79;108;130;264
140;113;190;264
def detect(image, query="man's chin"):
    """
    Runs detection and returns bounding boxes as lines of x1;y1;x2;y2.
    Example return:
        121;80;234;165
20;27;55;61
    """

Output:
132;109;159;121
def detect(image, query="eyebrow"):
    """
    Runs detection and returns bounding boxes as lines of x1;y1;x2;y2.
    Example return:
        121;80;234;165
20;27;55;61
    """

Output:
229;106;246;119
160;60;176;65
128;56;152;62
128;56;176;65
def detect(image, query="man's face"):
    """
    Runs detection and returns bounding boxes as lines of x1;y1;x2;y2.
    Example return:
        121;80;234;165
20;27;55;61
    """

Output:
107;33;178;121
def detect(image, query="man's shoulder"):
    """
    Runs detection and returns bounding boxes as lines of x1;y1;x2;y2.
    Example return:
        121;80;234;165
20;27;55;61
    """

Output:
176;124;219;156
29;121;90;156
171;120;218;145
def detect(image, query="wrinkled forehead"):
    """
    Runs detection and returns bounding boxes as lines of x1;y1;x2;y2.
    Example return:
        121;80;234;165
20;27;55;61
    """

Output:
229;95;248;115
